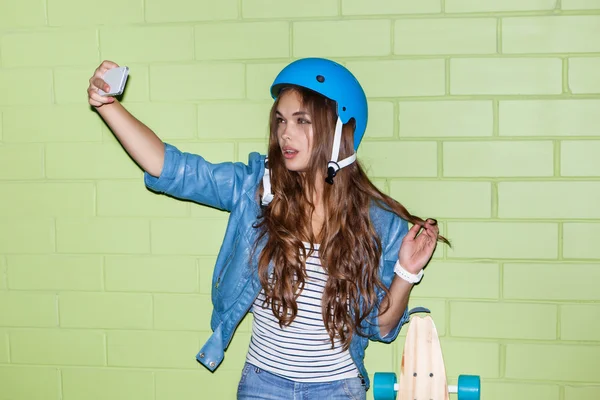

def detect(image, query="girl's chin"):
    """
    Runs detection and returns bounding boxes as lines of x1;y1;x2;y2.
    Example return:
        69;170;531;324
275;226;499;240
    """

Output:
283;160;308;172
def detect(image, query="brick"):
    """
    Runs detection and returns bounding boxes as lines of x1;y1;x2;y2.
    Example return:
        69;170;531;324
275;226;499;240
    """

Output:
168;142;236;166
0;69;53;105
59;292;152;329
565;387;600;400
561;304;600;341
0;329;7;362
504;263;600;301
10;329;105;366
48;0;143;25
0;144;43;180
56;218;150;254
145;0;237;22
198;256;219;294
500;182;600;219
506;343;600;382
447;222;558;259
390;181;491;218
503;16;600;54
124;103;196;140
243;0;337;18
7;255;102;291
395;19;496;55
443;141;553;177
237;141;268;164
569;57;600;94
45;143;142;179
105;255;197;293
446;0;556;12
294;20;391;58
450;302;557;340
154;294;211;331
156;370;242;400
3;105;103;142
0;0;46;28
367;101;394;138
196;22;289;60
482;382;559;400
0;183;94;217
500;100;600;136
151;218;228;255
107;331;200;368
365;341;394;374
54;65;150;105
411;262;499;299
0;366;60;400
451;58;562;95
98;180;188;217
101;27;194;64
219;331;252;370
564;223;600;259
562;141;600;176
439;339;499;378
342;0;441;15
0;292;57;327
150;64;245;101
359;141;437;178
399;100;493;137
0;218;54;254
62;368;153;400
1;30;98;67
197;102;271;139
246;62;288;100
0;257;5;291
347;60;445;97
563;0;600;9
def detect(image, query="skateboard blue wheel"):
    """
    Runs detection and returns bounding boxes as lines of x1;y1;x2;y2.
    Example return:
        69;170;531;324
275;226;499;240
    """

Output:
373;372;397;400
457;375;481;400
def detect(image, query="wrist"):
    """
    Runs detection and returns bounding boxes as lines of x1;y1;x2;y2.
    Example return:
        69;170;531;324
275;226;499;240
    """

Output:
394;260;424;284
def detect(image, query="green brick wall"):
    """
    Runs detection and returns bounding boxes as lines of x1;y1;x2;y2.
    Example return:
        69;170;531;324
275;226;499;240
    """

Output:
1;1;599;399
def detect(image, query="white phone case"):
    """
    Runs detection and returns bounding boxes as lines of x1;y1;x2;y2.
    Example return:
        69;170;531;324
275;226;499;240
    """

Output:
98;66;129;96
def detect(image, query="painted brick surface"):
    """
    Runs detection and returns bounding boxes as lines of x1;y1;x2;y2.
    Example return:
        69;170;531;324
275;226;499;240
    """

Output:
2;2;600;399
399;100;493;137
395;19;496;55
294;20;391;58
196;22;289;60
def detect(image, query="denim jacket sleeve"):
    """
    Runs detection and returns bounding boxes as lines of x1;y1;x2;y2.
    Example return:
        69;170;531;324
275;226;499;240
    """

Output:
367;211;410;343
144;142;265;212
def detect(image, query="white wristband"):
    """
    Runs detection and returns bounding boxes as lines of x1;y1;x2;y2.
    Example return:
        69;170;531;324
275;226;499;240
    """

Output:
394;260;424;284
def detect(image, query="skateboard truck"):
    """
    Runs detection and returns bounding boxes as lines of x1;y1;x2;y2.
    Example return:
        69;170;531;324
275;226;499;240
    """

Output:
373;373;481;400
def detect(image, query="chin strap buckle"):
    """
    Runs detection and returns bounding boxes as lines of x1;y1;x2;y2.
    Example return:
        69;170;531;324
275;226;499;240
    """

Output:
325;161;340;185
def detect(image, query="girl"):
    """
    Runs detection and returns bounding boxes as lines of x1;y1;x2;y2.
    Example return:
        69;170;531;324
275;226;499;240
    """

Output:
87;58;443;400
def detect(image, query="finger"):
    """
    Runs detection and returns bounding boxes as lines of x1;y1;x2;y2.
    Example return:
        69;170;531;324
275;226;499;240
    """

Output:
405;223;422;241
88;89;114;104
99;60;119;73
91;78;110;93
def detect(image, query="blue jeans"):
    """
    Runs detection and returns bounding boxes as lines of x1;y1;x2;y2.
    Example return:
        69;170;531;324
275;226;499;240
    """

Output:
237;362;367;400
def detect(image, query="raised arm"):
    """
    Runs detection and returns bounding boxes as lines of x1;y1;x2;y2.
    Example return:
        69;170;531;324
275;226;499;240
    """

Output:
87;60;164;177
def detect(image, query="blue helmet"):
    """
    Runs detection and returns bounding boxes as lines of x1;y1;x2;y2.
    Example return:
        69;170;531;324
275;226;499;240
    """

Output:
270;58;368;151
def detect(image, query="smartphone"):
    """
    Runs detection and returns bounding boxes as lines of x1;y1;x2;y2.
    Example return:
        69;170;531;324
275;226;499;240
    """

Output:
98;66;129;96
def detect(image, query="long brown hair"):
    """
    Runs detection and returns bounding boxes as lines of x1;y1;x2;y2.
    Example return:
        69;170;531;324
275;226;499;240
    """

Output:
254;86;447;350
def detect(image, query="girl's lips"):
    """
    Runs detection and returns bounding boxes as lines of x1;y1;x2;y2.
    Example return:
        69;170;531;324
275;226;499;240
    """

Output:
282;149;298;159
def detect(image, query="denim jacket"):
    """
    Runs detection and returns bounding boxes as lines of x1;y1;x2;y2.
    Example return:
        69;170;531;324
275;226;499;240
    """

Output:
144;143;409;389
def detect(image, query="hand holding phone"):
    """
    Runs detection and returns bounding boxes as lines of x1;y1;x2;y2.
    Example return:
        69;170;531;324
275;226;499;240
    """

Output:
98;66;129;96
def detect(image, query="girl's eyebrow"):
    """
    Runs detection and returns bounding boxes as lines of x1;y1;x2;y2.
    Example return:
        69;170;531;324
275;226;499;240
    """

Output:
276;110;310;116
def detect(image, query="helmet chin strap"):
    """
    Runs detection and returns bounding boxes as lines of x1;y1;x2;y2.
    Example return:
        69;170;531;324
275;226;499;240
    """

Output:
326;117;356;185
261;117;357;206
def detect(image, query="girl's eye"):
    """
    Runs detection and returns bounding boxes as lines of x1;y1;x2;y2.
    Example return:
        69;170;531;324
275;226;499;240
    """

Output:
298;118;311;124
276;117;285;124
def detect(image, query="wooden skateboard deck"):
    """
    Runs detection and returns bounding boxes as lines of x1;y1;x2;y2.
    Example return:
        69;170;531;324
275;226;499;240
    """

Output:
398;315;449;400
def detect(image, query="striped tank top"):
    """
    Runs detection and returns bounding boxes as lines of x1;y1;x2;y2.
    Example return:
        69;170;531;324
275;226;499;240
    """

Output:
245;243;359;382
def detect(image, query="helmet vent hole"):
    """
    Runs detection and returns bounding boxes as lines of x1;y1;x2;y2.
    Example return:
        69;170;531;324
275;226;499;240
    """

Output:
316;75;325;83
342;107;346;111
